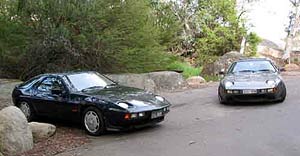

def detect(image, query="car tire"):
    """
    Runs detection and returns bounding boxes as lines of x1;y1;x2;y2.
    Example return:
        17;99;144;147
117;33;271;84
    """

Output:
278;84;287;103
218;86;228;104
82;107;106;136
18;101;35;121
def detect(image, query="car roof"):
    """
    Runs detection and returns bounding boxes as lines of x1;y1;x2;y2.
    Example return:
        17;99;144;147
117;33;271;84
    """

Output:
235;58;271;63
38;71;97;78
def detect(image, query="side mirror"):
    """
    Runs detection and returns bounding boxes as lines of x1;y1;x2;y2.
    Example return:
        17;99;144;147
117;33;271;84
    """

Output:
219;71;225;75
51;88;63;95
219;69;225;75
279;67;286;72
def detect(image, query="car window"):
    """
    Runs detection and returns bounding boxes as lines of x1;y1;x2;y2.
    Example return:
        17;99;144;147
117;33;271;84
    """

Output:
67;72;115;91
37;77;64;93
229;60;276;73
19;76;41;88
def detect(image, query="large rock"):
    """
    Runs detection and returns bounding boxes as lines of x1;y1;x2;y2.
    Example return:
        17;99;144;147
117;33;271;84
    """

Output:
284;63;300;71
29;122;56;142
107;74;157;92
148;71;185;91
202;51;247;76
186;76;206;88
107;71;185;92
0;106;33;155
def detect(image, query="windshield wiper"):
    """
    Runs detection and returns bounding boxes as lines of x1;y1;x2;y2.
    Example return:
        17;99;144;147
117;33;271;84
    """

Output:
104;83;118;88
238;70;255;73
81;86;104;92
257;69;274;72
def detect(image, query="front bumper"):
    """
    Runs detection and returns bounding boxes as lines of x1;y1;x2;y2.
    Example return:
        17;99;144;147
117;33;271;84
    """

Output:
223;93;281;102
219;86;285;103
105;107;169;131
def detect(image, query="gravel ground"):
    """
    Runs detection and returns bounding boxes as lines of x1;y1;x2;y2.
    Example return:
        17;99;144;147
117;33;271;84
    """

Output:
18;126;90;156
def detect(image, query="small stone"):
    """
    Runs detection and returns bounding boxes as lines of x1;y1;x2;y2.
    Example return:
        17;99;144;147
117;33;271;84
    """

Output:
189;141;196;145
29;122;56;142
186;76;206;88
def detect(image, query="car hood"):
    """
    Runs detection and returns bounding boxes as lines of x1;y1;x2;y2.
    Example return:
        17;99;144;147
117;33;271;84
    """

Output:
223;72;281;89
82;85;169;109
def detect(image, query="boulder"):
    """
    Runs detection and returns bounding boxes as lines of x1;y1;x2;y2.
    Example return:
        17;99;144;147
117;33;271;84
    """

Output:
186;76;206;88
0;106;33;155
107;74;157;92
202;51;247;76
29;122;56;142
0;152;3;156
148;71;186;91
107;71;185;92
284;63;300;71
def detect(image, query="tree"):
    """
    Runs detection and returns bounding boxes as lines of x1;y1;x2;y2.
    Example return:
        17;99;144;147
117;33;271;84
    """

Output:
196;0;246;65
0;0;175;79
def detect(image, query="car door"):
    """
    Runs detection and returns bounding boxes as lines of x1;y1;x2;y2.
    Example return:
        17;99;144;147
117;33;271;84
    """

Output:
31;76;67;117
53;76;81;120
32;76;59;116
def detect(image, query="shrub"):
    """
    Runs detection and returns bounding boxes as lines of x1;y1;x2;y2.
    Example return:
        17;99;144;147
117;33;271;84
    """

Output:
167;61;201;79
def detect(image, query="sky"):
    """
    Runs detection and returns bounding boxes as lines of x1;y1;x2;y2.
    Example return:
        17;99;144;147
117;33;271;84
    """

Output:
238;0;292;48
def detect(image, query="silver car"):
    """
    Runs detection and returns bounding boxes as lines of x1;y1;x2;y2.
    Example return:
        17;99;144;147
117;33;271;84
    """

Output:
218;58;287;104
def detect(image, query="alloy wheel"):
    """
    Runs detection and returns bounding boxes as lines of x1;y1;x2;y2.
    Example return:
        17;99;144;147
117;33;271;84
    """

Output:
84;111;100;133
19;101;31;120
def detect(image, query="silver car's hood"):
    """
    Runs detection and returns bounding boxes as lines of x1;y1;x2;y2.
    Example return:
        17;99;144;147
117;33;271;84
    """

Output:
223;72;282;90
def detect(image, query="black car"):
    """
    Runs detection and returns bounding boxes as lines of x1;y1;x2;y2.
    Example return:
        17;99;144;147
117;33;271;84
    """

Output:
218;58;286;104
12;71;170;135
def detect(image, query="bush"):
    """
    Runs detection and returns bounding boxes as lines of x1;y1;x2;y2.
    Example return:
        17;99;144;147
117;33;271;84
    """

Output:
0;0;175;80
245;32;261;57
167;61;201;79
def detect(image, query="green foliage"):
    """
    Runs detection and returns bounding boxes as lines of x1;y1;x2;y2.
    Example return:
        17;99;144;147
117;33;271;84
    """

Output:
0;15;30;78
0;0;253;79
167;61;201;79
245;32;262;56
196;0;246;65
0;0;175;79
202;75;220;82
150;1;181;49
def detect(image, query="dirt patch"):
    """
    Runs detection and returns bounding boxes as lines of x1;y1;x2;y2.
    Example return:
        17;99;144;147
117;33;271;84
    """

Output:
18;126;90;156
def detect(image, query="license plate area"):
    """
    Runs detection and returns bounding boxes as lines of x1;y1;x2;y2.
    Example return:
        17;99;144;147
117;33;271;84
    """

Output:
242;89;257;94
151;110;163;119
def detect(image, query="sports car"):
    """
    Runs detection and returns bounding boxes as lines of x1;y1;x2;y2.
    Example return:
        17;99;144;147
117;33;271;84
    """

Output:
218;58;286;104
12;71;171;135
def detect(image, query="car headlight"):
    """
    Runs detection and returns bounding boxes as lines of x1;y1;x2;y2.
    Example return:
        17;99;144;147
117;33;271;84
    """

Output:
266;79;281;86
155;96;164;102
266;80;276;86
117;102;129;109
225;81;234;88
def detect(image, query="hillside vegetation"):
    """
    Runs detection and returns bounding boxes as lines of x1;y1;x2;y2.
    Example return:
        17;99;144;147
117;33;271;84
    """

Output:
0;0;259;80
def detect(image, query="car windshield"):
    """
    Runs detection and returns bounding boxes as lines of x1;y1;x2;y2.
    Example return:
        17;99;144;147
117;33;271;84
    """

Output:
228;60;277;74
67;72;115;91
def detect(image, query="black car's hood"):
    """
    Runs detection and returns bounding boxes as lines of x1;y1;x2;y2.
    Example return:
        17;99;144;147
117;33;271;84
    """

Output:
223;72;282;89
82;85;169;110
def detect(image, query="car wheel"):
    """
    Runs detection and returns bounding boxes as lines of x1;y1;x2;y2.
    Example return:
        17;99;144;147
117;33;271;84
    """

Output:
218;87;228;104
83;107;105;136
18;101;35;121
278;84;287;103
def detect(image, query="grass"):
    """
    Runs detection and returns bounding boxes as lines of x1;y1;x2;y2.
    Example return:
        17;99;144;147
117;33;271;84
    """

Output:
167;61;202;79
202;75;220;82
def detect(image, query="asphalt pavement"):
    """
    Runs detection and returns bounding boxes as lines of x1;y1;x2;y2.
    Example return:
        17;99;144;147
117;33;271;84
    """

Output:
63;73;300;156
